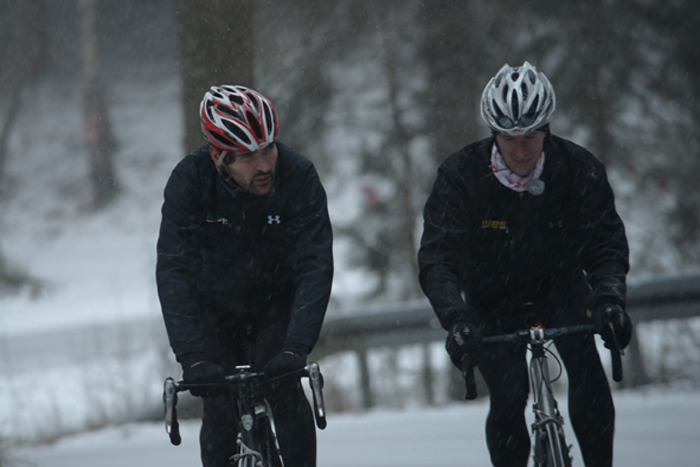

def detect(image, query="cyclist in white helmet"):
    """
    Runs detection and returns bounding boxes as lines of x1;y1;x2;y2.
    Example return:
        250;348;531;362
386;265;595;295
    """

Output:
419;62;631;467
157;85;333;467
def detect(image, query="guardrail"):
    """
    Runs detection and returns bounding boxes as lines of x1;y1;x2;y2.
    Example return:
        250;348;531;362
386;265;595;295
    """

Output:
312;273;700;407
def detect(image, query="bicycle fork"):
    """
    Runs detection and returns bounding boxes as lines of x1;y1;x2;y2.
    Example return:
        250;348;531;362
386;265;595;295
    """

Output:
232;438;264;466
232;375;279;467
529;329;571;467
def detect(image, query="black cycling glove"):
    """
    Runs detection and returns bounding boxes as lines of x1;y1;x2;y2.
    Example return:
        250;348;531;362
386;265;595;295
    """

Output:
593;305;633;350
180;353;225;397
264;344;308;380
445;322;481;370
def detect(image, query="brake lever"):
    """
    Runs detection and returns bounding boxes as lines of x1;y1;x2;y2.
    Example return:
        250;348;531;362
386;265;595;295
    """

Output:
606;322;624;382
163;377;182;446
607;321;625;357
306;362;327;429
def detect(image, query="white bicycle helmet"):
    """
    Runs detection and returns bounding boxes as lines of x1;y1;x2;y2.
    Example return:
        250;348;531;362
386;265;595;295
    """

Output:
480;61;556;135
200;85;279;157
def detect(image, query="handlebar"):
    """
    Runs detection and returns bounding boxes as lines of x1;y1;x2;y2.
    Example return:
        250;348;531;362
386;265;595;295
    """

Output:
163;362;327;446
461;324;623;400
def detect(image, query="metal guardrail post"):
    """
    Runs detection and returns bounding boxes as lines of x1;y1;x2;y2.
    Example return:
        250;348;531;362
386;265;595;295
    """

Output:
623;327;651;387
357;347;374;409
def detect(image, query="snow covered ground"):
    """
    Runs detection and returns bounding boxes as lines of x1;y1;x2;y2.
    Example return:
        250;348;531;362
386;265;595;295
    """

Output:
12;387;700;467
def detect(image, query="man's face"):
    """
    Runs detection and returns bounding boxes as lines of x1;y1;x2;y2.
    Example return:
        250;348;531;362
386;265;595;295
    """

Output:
224;144;278;196
495;131;546;176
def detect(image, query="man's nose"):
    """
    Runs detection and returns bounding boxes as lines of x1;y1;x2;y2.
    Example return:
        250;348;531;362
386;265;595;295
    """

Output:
514;141;528;158
254;153;271;172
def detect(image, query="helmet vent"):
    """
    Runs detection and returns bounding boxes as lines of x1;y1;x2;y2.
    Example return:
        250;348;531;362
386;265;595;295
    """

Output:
246;109;264;140
520;83;529;101
222;120;252;145
511;89;520;117
248;93;261;114
263;104;273;134
229;94;245;105
210;131;235;148
216;104;243;120
205;101;215;120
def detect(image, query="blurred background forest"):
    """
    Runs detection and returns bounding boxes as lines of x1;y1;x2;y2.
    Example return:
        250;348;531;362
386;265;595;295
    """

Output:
1;0;700;447
1;0;700;301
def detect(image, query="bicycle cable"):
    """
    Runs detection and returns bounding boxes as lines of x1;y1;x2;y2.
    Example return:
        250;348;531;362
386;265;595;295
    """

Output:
543;342;565;383
250;366;311;388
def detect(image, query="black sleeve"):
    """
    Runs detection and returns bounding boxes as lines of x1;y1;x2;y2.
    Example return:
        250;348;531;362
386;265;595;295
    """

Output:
283;164;334;352
155;160;207;361
577;162;630;310
418;164;472;331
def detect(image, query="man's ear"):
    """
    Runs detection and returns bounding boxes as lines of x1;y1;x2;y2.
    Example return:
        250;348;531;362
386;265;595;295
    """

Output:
209;146;221;165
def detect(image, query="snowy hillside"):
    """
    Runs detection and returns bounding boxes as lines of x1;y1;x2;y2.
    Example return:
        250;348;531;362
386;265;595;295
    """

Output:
2;74;178;334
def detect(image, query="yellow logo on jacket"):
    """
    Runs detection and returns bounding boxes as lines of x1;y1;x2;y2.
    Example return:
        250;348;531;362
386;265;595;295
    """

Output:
481;220;507;230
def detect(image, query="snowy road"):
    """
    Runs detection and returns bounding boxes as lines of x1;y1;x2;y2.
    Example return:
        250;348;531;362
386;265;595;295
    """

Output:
15;388;700;467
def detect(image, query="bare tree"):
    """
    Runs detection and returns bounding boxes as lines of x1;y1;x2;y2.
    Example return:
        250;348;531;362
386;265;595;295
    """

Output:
652;0;700;264
323;1;430;300
418;0;521;165
0;0;47;294
79;0;119;208
0;0;47;183
177;0;255;154
255;0;338;176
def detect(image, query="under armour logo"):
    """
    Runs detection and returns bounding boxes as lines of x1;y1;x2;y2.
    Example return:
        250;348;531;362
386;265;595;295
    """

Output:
548;220;563;229
267;215;281;224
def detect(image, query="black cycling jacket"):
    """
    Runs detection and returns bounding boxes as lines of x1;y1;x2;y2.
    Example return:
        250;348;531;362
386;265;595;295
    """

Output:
418;134;629;331
156;142;333;361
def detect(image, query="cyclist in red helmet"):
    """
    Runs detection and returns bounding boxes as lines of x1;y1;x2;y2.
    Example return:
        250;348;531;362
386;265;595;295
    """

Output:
419;62;632;467
157;85;333;467
200;85;280;195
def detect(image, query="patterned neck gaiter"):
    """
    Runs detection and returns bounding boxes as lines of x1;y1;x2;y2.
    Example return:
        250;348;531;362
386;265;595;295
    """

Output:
490;143;545;193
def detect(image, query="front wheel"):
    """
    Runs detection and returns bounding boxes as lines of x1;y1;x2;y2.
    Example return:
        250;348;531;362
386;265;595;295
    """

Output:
258;416;283;467
533;425;571;467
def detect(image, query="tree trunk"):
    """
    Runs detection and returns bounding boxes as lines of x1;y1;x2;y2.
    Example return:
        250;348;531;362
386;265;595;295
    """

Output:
0;0;47;291
380;25;422;298
0;0;46;184
177;0;255;154
79;0;118;208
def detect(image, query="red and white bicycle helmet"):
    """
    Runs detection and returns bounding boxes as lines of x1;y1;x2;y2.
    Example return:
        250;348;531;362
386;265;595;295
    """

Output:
200;85;279;156
480;61;556;135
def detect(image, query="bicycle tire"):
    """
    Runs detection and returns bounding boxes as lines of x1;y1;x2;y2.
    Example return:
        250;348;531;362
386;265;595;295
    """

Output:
532;426;571;467
257;415;283;467
544;423;572;467
533;428;548;467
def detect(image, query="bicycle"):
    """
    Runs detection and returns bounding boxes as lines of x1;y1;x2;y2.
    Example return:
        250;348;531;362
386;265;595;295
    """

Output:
163;361;327;467
461;324;623;467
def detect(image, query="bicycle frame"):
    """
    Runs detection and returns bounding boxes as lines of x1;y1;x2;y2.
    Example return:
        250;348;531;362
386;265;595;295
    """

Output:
163;362;327;467
462;324;623;467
